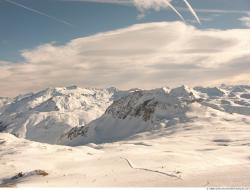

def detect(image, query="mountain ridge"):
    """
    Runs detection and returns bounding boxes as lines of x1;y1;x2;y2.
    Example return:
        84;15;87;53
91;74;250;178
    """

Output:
0;84;250;145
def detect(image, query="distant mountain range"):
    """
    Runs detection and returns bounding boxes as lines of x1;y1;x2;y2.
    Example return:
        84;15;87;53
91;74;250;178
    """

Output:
0;85;250;145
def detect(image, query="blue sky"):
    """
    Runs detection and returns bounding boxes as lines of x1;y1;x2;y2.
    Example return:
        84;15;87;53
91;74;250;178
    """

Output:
1;0;250;97
1;0;250;62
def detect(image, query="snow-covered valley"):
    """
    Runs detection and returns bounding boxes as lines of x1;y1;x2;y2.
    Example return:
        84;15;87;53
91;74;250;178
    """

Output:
0;85;250;187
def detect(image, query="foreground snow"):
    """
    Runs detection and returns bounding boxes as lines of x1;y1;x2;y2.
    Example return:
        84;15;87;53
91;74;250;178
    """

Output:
1;104;250;186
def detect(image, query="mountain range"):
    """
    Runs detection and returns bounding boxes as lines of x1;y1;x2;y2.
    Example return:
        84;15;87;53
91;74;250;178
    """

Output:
0;84;249;145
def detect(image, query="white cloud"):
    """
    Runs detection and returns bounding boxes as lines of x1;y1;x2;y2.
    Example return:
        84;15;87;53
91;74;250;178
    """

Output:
1;22;250;97
132;0;185;22
65;0;200;23
239;13;250;27
64;0;250;14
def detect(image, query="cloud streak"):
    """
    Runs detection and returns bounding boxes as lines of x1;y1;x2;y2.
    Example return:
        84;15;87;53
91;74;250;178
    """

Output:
4;0;74;27
239;13;250;27
0;22;250;97
65;0;250;17
183;0;200;24
65;0;200;23
133;0;185;21
133;0;201;23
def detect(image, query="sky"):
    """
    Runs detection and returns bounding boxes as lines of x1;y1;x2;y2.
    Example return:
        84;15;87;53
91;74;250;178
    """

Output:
1;0;250;97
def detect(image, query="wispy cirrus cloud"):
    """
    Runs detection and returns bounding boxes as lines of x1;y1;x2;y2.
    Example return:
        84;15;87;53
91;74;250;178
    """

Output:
133;0;185;22
76;0;250;13
182;0;200;24
63;0;250;25
0;22;250;97
4;0;74;27
65;0;200;23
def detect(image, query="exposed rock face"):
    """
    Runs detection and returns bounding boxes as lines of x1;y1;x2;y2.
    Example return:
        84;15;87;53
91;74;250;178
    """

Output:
0;121;8;132
63;125;89;140
105;86;200;123
60;86;204;145
0;170;48;187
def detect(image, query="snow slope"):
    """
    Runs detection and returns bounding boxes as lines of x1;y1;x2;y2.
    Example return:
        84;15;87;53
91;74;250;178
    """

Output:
1;104;250;187
61;85;250;146
0;86;130;144
195;85;250;116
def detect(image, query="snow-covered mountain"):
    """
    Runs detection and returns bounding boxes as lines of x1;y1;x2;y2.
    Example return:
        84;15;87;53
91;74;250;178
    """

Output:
60;85;250;146
1;84;249;187
195;85;250;115
0;86;131;144
0;97;11;113
0;85;249;145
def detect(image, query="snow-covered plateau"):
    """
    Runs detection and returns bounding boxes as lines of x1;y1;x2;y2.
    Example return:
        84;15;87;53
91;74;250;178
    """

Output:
0;85;250;187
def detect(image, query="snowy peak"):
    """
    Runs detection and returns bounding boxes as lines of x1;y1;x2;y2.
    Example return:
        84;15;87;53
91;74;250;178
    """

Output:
105;86;200;123
196;85;250;116
0;86;129;144
61;86;205;145
0;97;12;114
194;86;225;97
0;97;11;108
6;86;118;113
169;85;199;100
